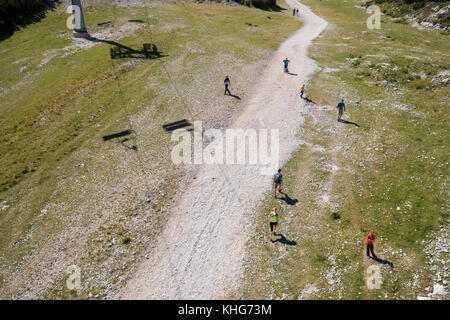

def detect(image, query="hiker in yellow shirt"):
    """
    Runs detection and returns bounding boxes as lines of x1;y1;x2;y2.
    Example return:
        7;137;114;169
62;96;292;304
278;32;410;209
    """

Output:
300;84;305;98
269;208;279;242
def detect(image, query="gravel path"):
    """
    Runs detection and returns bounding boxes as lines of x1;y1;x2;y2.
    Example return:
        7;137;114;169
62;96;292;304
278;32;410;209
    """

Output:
119;0;328;299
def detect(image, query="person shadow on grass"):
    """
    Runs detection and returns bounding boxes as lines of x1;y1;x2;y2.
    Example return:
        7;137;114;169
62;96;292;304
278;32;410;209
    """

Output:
273;233;296;246
276;191;298;206
227;93;241;100
301;96;315;104
338;119;359;127
370;256;394;268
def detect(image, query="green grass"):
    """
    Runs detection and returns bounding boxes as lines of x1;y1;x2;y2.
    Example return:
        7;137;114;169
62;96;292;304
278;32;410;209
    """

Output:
368;0;450;29
241;0;449;300
0;1;301;299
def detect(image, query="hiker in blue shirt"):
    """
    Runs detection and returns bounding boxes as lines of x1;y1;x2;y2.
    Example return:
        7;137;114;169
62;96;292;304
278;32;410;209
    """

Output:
224;75;231;95
273;169;283;198
283;58;290;73
337;99;345;121
293;8;295;16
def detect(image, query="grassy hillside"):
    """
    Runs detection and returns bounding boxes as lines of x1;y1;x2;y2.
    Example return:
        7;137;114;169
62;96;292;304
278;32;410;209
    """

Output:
0;0;301;299
367;0;450;30
241;0;449;299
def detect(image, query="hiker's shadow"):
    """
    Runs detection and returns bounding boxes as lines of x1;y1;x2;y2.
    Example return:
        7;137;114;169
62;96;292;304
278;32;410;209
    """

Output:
371;257;394;268
277;191;298;206
227;93;241;100
274;233;296;246
287;72;298;76
301;96;315;104
338;119;359;127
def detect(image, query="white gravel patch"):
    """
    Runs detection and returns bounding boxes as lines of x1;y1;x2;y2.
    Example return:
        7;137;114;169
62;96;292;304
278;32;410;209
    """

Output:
119;0;328;299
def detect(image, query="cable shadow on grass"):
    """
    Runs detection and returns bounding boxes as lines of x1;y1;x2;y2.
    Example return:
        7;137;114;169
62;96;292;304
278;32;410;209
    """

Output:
102;130;132;141
86;36;167;60
162;119;192;132
120;137;137;151
102;130;137;151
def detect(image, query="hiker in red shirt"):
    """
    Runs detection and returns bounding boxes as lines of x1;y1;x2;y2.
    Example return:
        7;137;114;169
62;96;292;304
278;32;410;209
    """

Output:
366;230;378;260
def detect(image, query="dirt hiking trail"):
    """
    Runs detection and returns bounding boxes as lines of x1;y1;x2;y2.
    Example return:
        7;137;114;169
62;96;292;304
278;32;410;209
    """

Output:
119;0;328;299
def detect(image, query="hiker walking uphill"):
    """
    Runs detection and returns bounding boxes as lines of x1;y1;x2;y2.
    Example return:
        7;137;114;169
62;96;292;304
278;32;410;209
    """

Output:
336;99;345;121
273;169;283;198
366;230;378;260
283;58;290;73
224;76;231;95
269;208;279;242
300;84;305;98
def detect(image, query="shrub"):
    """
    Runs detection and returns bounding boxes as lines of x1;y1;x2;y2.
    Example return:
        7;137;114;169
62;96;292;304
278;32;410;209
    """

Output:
238;0;278;10
121;236;131;245
411;78;432;90
313;253;327;263
331;212;341;220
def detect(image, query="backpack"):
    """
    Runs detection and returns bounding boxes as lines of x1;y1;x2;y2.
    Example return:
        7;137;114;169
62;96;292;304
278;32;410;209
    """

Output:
274;173;282;184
